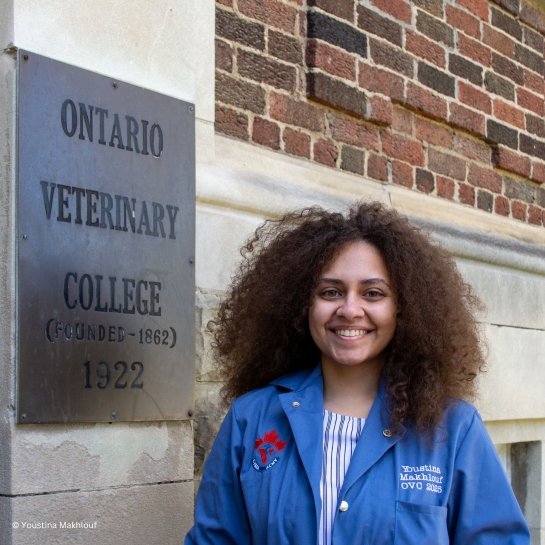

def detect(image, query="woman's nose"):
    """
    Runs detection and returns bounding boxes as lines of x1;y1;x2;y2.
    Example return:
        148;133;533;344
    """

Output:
336;293;365;319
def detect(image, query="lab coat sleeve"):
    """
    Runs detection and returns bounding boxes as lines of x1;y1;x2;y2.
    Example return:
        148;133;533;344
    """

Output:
447;410;530;544
185;402;252;544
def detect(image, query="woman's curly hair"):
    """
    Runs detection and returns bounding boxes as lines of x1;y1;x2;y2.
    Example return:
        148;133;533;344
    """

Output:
210;201;486;434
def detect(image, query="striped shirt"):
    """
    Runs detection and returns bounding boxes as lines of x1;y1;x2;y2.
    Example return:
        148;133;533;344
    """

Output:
319;410;365;545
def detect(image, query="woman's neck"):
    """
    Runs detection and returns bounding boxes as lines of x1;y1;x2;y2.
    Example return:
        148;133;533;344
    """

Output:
321;359;383;419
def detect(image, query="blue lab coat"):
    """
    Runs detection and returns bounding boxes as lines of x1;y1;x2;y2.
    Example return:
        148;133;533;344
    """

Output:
185;366;530;544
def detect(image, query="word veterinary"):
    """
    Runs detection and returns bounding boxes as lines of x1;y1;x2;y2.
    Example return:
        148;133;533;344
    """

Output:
399;464;443;494
40;181;179;239
61;99;163;157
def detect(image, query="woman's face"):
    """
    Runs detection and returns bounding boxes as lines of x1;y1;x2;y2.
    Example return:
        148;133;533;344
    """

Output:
309;241;397;372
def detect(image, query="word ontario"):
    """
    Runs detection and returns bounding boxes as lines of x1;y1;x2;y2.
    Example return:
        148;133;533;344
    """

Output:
40;181;179;239
61;99;163;157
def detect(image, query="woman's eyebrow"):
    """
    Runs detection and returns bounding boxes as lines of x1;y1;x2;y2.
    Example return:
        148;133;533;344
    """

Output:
317;277;392;289
360;278;391;289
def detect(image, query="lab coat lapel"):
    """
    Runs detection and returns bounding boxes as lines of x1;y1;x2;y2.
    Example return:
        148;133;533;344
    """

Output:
341;382;405;496
277;367;324;529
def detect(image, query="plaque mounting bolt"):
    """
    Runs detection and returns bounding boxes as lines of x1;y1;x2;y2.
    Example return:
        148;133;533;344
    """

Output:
22;234;27;239
188;409;194;417
189;106;194;113
189;258;194;265
112;81;118;89
110;411;117;420
21;414;26;420
23;54;29;61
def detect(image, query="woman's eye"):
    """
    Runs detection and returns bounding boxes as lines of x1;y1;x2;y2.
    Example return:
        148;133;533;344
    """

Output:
365;290;383;298
322;289;340;297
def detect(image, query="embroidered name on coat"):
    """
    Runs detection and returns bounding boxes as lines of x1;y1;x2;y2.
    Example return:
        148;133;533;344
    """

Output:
252;429;287;471
399;464;443;493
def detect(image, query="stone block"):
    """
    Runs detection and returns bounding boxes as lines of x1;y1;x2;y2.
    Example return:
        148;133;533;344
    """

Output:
10;421;193;495
456;259;545;330
0;482;193;545
477;324;545;421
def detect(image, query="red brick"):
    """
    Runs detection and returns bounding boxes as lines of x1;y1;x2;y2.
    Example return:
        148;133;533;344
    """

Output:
458;82;492;114
382;132;425;166
524;68;544;96
217;0;232;6
531;161;545;184
520;2;545;36
238;0;297;34
449;103;486;136
437;176;455;199
454;134;492;163
459;183;476;205
511;200;528;221
429;148;467;180
493;99;525;129
483;25;515;59
458;34;492;67
405;30;446;68
415;117;452;149
252;117;281;149
468;164;502;192
358;63;405;102
517;88;545;116
392;160;414;188
405;82;448;121
238;50;297;91
313;139;338;167
330;115;381;150
392;107;413;135
215;105;249;140
529;205;543;225
446;5;481;39
456;0;489;21
270;92;325;132
306;39;356;81
416;168;435;193
368;95;393;126
495;195;510;216
283;128;311;158
367;153;389;181
371;0;412;23
216;39;233;72
493;146;532;177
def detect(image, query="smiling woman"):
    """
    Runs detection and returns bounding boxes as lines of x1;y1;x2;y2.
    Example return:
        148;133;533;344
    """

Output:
185;202;530;545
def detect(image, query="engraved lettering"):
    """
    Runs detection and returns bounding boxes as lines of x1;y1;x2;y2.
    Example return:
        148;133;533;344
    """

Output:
40;180;56;220
109;113;125;149
61;99;77;137
79;103;93;142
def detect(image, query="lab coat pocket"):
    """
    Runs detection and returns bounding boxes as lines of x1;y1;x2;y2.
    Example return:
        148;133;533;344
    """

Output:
394;500;448;545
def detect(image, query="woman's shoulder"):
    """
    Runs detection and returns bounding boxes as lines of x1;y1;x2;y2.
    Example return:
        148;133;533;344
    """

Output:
230;366;318;415
440;398;489;443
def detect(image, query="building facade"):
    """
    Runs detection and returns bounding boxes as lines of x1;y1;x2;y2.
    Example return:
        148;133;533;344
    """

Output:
0;0;544;543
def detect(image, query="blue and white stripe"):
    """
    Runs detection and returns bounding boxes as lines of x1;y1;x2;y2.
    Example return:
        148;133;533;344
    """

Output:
319;410;365;545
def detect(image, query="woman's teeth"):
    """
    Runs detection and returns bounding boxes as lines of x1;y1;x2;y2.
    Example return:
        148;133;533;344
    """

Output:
335;330;367;337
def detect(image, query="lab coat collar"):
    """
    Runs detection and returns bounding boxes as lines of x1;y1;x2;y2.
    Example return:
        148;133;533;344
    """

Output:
272;365;406;525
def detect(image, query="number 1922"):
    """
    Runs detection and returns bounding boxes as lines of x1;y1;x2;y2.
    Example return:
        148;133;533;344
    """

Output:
83;360;144;389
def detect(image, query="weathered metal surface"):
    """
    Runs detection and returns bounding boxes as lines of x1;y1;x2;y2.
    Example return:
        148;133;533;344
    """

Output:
17;50;195;423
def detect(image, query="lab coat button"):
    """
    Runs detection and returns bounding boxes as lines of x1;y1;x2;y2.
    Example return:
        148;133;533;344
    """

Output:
383;429;392;437
292;401;301;408
339;501;349;512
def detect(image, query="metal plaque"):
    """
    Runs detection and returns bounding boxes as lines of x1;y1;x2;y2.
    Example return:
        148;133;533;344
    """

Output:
17;51;195;423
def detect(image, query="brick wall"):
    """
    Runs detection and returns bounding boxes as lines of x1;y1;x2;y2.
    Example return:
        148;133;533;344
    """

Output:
215;0;545;226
